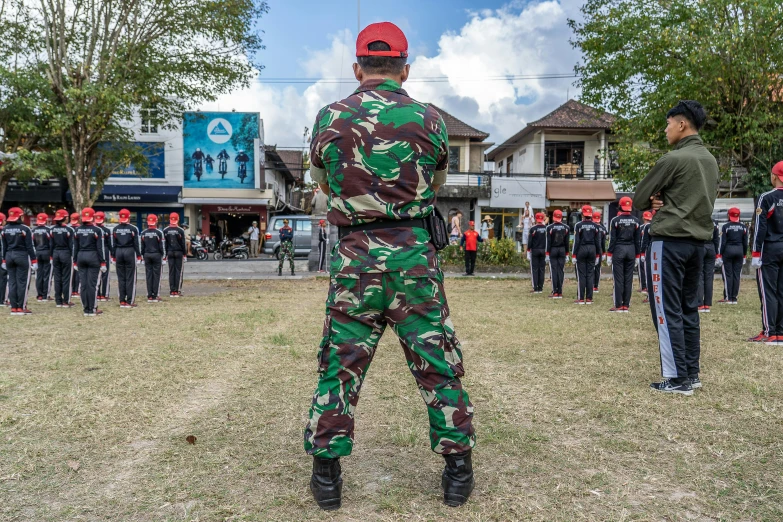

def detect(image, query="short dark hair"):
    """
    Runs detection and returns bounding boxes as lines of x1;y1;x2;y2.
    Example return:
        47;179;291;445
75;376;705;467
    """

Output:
357;41;407;75
666;100;707;130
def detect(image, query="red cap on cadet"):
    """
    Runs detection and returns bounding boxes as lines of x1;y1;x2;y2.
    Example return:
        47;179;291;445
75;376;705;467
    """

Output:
0;212;6;223
7;207;22;222
728;207;740;222
119;209;130;224
643;211;653;221
581;205;593;218
54;209;68;221
592;211;601;222
319;219;325;225
553;209;563;221
147;214;158;226
356;22;408;58
36;213;48;225
81;207;95;222
535;212;545;223
94;211;105;224
169;212;179;225
469;220;475;226
772;161;783;180
619;196;633;212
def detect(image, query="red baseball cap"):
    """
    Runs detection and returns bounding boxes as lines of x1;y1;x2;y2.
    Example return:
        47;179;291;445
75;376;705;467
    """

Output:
0;212;6;223
553;209;563;221
54;209;68;221
319;219;325;225
356;22;408;58
94;211;105;224
592;212;601;222
81;208;95;222
147;214;158;226
581;205;593;218
36;213;48;225
619;196;633;212
169;212;179;224
535;212;544;223
772;161;783;180
119;209;131;224
643;211;653;221
728;207;740;221
7;207;23;222
70;212;80;224
469;220;475;225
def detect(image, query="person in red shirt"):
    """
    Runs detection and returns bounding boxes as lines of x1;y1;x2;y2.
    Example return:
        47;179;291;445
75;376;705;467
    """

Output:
460;220;483;276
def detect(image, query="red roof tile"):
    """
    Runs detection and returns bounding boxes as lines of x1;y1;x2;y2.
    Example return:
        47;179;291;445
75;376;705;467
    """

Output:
430;105;490;141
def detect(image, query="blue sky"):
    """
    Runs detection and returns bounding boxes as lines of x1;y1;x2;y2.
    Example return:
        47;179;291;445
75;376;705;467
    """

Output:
202;0;584;150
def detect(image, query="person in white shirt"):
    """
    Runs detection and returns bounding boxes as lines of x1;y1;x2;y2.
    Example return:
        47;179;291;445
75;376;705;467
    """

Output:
248;221;260;258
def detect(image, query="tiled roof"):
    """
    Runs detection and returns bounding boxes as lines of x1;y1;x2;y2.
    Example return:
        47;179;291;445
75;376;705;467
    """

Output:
430;105;490;141
528;99;615;129
275;150;305;178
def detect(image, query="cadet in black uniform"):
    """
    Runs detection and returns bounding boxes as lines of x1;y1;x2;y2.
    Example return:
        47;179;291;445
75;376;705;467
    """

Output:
716;207;748;305
33;213;53;301
69;212;81;297
163;213;187;298
526;212;547;293
639;211;653;299
0;212;7;307
74;208;107;317
545;209;570;299
51;209;76;307
697;221;720;312
141;214;166;303
592;211;607;292
94;211;113;302
0;207;37;315
112;208;142;308
572;205;602;304
607;197;641;312
749;162;783;344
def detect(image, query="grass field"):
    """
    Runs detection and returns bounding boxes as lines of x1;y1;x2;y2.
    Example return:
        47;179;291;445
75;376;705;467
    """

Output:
1;278;782;521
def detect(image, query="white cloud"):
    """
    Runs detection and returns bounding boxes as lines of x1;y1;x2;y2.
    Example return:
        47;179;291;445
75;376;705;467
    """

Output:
200;1;584;150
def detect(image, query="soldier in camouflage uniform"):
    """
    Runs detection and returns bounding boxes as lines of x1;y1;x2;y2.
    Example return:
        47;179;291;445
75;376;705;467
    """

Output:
277;219;294;276
304;22;475;511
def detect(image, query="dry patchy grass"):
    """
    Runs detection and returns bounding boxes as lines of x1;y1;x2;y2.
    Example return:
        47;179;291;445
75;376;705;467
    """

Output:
1;278;782;521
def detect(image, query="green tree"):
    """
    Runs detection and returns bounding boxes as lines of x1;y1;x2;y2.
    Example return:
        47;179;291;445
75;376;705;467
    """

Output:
36;0;269;210
570;0;783;195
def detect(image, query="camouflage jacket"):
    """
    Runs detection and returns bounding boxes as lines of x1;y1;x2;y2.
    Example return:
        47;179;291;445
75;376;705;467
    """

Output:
310;78;449;276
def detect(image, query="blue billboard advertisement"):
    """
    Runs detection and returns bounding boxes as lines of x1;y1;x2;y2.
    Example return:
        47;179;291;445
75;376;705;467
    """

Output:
183;112;259;189
110;142;166;179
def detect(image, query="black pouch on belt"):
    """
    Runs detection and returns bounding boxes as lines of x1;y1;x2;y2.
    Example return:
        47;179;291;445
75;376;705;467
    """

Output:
424;206;449;251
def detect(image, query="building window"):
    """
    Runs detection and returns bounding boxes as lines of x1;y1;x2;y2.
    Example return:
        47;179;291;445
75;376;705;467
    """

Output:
448;146;461;173
140;107;158;134
506;157;513;175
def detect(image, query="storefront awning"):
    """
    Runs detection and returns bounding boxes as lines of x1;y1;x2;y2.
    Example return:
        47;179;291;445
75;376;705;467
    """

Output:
546;180;616;202
67;184;181;203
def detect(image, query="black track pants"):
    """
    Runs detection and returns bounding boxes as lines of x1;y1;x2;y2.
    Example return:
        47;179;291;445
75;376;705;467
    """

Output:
698;245;716;306
647;240;703;382
531;249;545;291
52;250;73;305
115;247;137;304
168;251;184;293
549;247;566;295
71;263;80;295
318;241;327;271
6;251;31;309
98;257;110;298
0;263;7;303
611;244;637;308
77;251;101;313
639;252;648;291
756;242;783;337
464;250;477;275
35;254;52;299
594;259;602;290
722;246;744;301
576;246;596;301
144;253;162;298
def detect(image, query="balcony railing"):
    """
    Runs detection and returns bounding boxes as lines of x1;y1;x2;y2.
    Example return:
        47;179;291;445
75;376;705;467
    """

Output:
493;168;615;180
445;172;491;186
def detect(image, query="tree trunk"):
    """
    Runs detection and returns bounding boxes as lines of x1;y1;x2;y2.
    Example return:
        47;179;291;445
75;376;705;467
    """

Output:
0;175;10;208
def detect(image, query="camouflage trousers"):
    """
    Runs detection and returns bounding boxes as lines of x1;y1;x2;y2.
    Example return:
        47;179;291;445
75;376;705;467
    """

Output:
304;270;476;458
278;240;294;271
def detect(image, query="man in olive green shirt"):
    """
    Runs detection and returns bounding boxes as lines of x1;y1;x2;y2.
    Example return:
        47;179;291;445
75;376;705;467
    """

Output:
634;100;719;396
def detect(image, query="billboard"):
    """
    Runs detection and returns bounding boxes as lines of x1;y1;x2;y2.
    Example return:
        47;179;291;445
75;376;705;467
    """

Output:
110;142;166;179
490;178;547;209
183;112;259;189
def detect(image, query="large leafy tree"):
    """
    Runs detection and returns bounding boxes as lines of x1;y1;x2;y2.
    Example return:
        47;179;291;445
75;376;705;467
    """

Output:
570;0;783;195
35;0;268;210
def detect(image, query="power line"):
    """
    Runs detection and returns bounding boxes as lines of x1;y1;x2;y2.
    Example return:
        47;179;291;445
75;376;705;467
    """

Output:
254;73;579;85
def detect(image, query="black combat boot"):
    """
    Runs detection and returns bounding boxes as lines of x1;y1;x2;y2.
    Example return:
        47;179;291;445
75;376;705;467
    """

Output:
310;456;342;511
442;450;474;507
278;267;282;276
291;268;295;276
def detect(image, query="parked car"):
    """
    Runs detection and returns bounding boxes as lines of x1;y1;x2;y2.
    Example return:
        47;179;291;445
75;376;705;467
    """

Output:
262;215;312;259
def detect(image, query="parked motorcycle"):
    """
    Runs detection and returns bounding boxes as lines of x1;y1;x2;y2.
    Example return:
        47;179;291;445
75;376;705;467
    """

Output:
214;237;249;260
188;236;209;261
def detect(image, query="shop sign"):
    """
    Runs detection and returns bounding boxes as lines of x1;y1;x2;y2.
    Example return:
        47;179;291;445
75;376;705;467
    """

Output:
216;205;253;213
98;193;143;202
490;178;546;209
